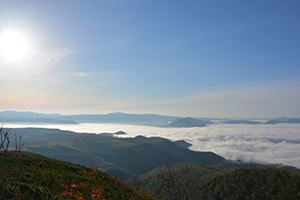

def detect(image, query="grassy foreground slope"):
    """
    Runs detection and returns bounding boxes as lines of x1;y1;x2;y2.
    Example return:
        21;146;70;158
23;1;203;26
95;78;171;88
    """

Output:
0;151;160;200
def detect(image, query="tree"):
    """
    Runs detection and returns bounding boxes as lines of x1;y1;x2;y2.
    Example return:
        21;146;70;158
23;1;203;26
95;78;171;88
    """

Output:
160;164;201;200
0;127;25;199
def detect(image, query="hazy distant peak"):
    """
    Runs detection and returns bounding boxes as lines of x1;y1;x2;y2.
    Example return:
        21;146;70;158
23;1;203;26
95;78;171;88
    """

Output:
0;110;62;116
109;111;124;115
114;131;126;135
273;117;289;121
167;117;208;127
223;120;262;124
265;117;300;124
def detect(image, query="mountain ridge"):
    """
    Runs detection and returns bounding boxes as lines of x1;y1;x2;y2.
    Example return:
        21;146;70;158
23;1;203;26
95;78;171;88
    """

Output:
1;111;300;126
6;128;224;179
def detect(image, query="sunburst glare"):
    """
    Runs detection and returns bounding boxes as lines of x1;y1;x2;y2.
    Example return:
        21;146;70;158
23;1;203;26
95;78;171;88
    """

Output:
0;31;29;62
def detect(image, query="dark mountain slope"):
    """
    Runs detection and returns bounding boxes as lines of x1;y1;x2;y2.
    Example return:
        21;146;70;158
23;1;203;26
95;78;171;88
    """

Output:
133;135;192;148
25;134;224;175
131;136;224;164
152;139;224;164
9;128;225;177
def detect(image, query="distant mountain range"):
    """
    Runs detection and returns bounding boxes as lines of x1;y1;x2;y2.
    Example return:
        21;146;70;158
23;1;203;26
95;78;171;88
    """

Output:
222;117;300;125
0;110;78;124
0;110;214;127
222;120;262;124
1;110;300;127
264;117;300;124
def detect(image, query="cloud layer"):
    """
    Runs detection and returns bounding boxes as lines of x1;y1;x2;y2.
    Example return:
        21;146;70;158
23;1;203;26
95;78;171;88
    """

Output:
5;123;300;169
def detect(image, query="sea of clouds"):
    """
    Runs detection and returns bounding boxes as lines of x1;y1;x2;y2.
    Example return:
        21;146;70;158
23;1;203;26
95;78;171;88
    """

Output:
4;123;300;169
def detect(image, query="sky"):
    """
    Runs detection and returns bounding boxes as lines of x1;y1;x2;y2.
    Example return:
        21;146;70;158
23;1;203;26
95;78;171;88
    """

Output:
0;0;300;118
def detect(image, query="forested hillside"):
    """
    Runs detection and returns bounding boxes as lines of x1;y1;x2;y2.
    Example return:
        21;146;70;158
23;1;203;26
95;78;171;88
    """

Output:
201;167;300;199
134;162;300;200
134;162;233;199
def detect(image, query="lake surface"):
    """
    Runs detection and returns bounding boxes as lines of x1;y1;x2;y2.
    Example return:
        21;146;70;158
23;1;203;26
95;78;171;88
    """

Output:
4;123;300;169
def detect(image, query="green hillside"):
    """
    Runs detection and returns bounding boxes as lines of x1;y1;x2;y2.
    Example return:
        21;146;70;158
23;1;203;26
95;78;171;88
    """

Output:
0;151;160;200
2;128;300;199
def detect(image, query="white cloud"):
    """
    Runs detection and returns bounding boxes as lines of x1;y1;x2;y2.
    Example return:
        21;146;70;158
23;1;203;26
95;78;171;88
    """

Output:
5;123;300;169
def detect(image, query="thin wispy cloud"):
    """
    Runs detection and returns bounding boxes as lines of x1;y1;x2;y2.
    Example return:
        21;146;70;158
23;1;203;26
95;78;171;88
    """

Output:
177;34;204;46
105;79;300;118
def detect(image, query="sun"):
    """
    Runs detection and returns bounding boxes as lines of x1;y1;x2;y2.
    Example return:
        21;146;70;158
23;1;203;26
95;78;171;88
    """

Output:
0;32;29;61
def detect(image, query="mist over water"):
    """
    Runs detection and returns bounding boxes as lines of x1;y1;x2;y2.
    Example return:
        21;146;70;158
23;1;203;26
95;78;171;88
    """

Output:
4;123;300;169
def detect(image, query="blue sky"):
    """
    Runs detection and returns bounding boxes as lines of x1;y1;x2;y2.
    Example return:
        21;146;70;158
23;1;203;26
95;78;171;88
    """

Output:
0;0;299;118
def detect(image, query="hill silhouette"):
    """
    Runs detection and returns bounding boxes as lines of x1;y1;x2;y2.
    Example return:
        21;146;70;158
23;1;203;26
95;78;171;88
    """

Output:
6;128;224;179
